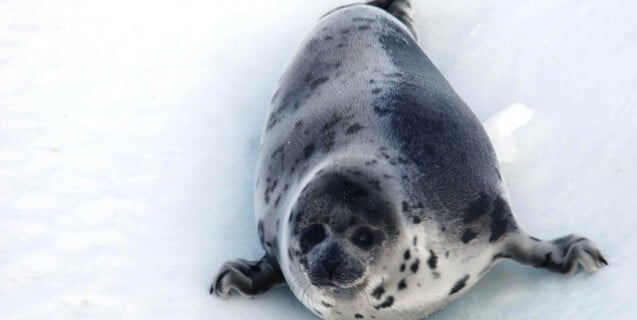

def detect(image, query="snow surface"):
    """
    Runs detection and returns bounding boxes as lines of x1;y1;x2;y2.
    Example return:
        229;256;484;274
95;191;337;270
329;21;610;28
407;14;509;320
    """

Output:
483;103;534;164
1;0;636;319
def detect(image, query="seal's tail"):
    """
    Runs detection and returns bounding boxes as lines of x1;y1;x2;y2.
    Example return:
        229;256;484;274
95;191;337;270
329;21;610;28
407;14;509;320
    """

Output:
367;0;417;40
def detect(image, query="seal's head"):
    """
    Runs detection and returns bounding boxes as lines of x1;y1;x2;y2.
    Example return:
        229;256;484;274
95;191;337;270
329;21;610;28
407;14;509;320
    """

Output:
285;169;401;306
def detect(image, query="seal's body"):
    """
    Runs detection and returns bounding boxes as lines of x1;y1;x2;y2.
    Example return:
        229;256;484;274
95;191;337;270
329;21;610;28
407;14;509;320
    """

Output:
211;2;607;319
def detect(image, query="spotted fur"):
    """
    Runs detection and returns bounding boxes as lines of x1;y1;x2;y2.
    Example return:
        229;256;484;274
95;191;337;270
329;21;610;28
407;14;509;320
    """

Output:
211;1;607;319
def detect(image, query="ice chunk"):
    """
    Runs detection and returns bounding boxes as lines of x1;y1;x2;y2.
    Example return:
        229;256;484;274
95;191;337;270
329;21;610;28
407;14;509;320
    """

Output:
483;103;535;163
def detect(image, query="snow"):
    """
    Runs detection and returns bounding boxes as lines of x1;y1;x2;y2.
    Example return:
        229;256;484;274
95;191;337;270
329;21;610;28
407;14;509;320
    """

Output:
483;103;535;163
1;0;635;319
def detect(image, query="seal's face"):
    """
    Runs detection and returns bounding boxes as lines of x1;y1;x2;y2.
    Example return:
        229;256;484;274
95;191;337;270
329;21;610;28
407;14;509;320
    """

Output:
298;206;385;289
288;172;400;298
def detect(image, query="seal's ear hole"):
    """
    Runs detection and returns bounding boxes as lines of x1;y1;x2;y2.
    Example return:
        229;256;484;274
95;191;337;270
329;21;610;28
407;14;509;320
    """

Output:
300;224;327;253
351;226;376;250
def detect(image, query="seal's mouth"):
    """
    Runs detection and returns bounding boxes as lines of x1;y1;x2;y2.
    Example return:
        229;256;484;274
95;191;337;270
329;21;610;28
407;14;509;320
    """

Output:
312;276;369;294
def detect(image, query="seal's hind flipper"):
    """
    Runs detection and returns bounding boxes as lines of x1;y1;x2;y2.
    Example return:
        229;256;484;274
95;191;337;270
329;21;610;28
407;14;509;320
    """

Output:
211;254;284;298
367;0;417;40
503;233;607;274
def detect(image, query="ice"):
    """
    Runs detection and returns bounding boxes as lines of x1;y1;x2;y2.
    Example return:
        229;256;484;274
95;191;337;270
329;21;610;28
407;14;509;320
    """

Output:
483;103;535;163
1;0;635;319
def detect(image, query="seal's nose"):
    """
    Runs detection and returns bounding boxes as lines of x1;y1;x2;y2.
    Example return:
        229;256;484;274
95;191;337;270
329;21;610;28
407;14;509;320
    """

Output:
322;243;342;281
308;242;343;286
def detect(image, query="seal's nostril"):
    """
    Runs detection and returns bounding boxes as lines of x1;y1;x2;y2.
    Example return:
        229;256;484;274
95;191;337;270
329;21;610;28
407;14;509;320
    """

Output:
325;258;340;280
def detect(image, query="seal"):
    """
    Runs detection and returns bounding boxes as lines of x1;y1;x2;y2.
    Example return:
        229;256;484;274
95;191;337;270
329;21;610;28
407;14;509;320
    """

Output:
210;1;607;319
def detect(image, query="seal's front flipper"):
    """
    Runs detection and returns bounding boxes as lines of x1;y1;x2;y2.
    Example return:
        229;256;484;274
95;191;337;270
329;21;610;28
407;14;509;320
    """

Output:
210;254;284;298
504;233;607;274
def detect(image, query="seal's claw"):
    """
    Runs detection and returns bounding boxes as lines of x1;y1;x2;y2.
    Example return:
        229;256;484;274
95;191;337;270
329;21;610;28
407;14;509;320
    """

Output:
210;255;284;299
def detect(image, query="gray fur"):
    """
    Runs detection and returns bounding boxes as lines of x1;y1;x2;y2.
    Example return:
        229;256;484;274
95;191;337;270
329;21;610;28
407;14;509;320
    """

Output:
211;2;606;319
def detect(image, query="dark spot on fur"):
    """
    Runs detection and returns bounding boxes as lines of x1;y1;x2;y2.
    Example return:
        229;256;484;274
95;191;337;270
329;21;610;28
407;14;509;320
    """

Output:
288;212;294;224
490;197;514;242
358;26;371;30
374;296;394;309
266;115;278;130
274;194;281;208
372;88;382;94
355;314;364;319
410;259;419;273
257;220;265;245
271;88;280;104
321;130;336;151
400;264;405;272
271;144;284;159
449;275;470;295
427;250;437;269
373;105;392;116
402;201;409;212
321;301;332;308
371;285;385;299
304;73;314;83
303;143;315;159
383;72;402;78
413;236;417;246
404;249;411;260
353;17;375;23
323;116;342;130
463;193;491;224
398;279;407;290
310;76;329;90
324;36;333;41
412;216;421;224
369;79;375;84
461;229;477;243
264;178;278;204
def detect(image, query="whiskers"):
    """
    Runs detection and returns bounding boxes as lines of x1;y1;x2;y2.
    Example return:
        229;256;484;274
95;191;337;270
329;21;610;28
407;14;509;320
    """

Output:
287;268;319;310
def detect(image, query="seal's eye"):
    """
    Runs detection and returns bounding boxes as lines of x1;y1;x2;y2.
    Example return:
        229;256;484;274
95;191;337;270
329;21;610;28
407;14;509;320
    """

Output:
351;226;375;250
300;224;327;253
